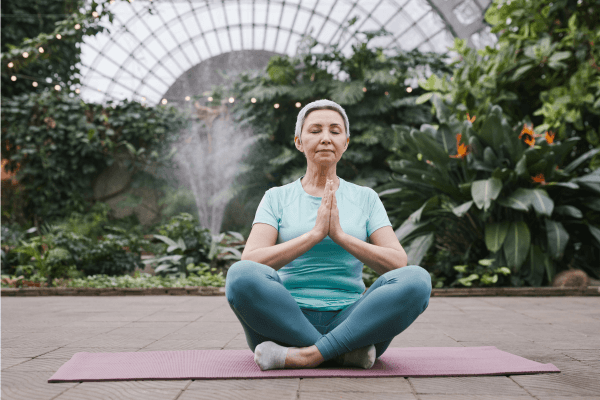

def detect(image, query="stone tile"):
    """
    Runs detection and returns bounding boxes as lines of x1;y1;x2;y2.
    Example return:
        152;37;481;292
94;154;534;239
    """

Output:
1;371;77;400
300;392;416;400
534;338;600;350
180;389;298;400
456;341;574;364
54;387;183;400
1;347;62;358
3;357;70;372
136;312;204;322
63;337;158;348
187;378;300;391
299;377;412;393
510;360;600;397
35;347;143;359
554;349;600;361
1;357;32;370
420;397;534;400
409;375;530;395
138;339;232;351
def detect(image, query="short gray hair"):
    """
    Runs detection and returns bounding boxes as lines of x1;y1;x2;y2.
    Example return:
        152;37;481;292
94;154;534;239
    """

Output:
294;99;350;145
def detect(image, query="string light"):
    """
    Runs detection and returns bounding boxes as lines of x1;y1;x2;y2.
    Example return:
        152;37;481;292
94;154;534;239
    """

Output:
92;11;99;18
208;96;213;101
274;103;279;108
384;91;389;95
38;47;44;53
185;96;190;101
406;87;412;93
251;98;256;103
8;62;13;68
23;52;29;58
161;98;167;104
362;87;367;92
11;76;16;81
295;102;301;107
75;24;81;30
229;97;234;103
56;34;61;39
54;85;61;91
33;82;38;87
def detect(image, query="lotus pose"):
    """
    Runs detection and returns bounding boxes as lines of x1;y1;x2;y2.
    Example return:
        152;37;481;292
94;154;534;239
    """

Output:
225;99;431;371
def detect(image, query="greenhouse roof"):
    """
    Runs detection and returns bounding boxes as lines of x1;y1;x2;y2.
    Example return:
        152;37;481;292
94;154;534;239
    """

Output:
78;0;497;105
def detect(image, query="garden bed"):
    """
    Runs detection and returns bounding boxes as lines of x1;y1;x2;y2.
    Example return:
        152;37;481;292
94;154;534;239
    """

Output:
2;286;599;297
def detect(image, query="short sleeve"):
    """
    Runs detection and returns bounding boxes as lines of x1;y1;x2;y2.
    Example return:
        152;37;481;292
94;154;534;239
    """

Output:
252;189;279;231
366;189;392;237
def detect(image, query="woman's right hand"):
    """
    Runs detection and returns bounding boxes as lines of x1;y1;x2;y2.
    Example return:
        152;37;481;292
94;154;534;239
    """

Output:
312;179;333;241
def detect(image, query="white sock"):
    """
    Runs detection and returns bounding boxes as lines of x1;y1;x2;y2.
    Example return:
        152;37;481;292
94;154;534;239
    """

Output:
254;341;292;371
333;344;376;369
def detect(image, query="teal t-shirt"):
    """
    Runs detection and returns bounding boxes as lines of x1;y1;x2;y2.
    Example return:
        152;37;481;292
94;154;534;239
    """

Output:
252;175;392;311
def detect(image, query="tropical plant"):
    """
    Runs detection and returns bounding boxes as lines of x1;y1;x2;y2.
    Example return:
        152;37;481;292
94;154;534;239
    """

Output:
218;19;454;238
379;96;599;287
418;0;600;170
1;90;190;228
142;213;244;279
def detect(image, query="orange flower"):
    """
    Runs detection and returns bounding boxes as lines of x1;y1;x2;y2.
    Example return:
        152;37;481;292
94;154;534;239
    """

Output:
467;113;476;123
519;123;544;147
531;173;546;185
545;130;555;144
449;133;471;159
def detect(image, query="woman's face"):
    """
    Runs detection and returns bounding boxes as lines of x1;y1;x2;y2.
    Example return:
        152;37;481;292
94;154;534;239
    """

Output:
297;109;347;164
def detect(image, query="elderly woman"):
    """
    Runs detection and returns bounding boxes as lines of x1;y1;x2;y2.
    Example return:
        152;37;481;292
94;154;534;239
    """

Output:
225;99;431;371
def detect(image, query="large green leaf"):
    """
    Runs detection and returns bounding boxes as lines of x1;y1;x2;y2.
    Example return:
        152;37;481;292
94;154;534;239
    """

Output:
452;200;473;218
525;244;551;287
497;188;530;212
406;233;435;267
478;109;504;149
471;178;502;211
563;147;600;173
329;80;365;105
485;221;510;252
408;196;440;223
545;219;569;260
395;218;432;243
503;221;531;271
410;129;451;169
588;224;600;250
529;188;554;217
572;171;600;195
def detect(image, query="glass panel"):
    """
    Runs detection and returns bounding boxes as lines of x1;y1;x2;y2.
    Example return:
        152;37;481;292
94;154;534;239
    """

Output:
183;13;201;37
216;29;232;53
210;4;227;29
265;27;278;51
318;20;340;44
275;29;290;54
402;0;429;22
239;3;253;25
292;8;311;34
224;2;240;26
198;10;215;31
229;27;243;51
254;25;265;49
254;3;267;25
242;26;253;50
163;54;183;77
203;31;221;55
195;35;211;60
280;4;297;32
268;2;283;26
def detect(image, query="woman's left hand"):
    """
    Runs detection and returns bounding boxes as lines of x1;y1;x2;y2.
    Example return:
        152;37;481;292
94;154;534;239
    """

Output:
329;186;344;241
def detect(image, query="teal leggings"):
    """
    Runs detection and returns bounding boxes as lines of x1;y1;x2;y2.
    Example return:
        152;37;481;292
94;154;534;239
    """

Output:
225;260;432;363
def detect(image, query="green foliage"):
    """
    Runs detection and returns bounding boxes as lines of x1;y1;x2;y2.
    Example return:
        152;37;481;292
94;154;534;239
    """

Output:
1;0;153;98
1;89;191;227
381;98;600;287
219;20;453;235
423;0;600;168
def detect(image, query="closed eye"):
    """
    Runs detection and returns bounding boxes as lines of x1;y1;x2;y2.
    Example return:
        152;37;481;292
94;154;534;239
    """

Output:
311;131;340;134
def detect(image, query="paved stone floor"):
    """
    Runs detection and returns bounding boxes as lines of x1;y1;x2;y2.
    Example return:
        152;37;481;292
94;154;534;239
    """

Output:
2;296;599;400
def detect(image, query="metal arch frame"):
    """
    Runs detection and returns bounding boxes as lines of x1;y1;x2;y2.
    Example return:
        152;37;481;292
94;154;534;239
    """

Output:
86;0;474;103
94;0;361;101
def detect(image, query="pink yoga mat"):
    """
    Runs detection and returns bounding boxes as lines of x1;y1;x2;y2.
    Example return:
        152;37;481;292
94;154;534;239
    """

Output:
47;346;560;382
